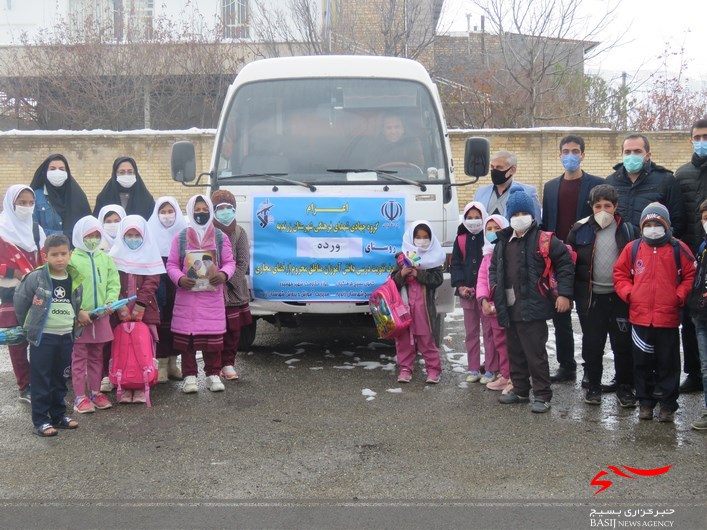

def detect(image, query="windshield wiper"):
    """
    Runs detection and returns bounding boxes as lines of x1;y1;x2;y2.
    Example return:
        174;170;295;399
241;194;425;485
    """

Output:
220;173;316;192
327;168;427;191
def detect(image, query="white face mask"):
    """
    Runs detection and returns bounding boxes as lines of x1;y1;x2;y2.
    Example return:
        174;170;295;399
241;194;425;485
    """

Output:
14;205;35;220
117;173;137;188
594;210;614;229
642;226;666;240
103;222;119;237
703;221;707;234
464;218;484;234
414;238;431;249
510;214;532;234
46;169;68;187
159;213;176;227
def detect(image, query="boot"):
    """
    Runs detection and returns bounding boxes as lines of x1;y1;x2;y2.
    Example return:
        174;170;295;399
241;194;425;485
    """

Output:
157;358;169;384
167;356;183;381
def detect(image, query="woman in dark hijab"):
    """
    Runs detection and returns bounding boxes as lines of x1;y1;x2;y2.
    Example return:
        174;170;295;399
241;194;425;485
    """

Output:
93;156;155;220
30;153;92;239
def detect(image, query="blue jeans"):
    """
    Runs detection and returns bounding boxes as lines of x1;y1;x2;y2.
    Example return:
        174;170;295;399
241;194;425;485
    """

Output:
29;333;73;428
691;319;707;408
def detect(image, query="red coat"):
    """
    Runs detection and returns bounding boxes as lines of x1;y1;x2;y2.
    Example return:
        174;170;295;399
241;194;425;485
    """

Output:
118;271;161;325
614;239;696;328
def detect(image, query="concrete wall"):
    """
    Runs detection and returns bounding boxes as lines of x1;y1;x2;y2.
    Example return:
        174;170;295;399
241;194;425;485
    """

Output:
0;128;695;214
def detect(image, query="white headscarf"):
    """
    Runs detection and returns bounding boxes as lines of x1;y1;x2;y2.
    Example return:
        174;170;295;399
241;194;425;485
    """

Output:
72;215;103;254
109;215;166;275
0;185;45;252
97;204;126;250
401;219;445;270
146;196;187;257
482;214;509;256
461;201;488;233
186;194;215;245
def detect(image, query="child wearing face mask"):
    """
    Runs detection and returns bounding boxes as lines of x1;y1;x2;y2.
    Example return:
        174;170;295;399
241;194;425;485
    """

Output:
211;190;252;382
489;188;575;413
567;184;637;407
166;195;235;394
476;214;512;393
147;197;188;383
69;216;121;413
451;202;489;383
0;185;46;404
391;221;445;383
687;199;707;431
97;204;126;251
109;215;165;403
614;202;695;423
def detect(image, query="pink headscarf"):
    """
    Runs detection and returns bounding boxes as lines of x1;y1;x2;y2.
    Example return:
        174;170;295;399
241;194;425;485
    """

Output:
482;214;509;256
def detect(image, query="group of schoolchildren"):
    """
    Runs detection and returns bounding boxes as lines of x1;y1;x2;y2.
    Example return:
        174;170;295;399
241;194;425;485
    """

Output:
0;181;250;437
395;183;706;429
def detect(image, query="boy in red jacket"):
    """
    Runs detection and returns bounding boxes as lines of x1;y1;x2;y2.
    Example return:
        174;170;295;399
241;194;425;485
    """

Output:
614;203;696;422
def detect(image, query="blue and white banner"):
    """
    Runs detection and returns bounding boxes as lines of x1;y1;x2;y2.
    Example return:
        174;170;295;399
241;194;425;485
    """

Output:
252;195;405;301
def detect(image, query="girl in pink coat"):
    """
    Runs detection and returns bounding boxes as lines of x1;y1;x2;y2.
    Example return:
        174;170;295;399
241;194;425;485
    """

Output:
166;195;235;394
476;214;512;393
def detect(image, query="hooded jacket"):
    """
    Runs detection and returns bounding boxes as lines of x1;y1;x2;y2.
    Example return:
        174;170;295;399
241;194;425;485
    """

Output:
489;222;575;327
606;161;685;238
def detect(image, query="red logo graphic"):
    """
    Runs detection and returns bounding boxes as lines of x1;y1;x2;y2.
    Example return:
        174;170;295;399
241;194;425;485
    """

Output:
590;465;672;495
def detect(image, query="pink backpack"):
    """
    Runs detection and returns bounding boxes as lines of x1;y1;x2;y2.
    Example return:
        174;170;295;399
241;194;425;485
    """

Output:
369;277;412;339
110;322;158;407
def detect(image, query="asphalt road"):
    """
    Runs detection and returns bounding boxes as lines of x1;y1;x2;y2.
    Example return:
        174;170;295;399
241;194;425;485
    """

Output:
0;309;704;528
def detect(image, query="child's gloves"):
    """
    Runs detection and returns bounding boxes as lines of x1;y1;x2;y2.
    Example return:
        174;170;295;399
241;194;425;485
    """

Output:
117;306;131;322
458;286;475;299
131;303;146;322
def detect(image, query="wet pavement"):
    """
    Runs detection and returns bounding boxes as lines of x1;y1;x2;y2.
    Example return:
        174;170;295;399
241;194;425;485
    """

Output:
0;308;704;527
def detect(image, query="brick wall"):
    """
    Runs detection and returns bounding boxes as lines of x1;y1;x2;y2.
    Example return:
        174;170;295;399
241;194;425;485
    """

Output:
0;128;695;214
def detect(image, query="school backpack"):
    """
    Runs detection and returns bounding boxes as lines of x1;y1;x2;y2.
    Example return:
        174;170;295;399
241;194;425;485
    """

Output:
109;321;158;407
537;231;577;301
369;277;412;339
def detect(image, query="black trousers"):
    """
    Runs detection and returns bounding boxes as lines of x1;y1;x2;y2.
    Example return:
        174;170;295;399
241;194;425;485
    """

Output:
506;320;552;402
577;293;632;389
552;308;576;371
681;307;701;377
631;325;680;411
29;333;73;428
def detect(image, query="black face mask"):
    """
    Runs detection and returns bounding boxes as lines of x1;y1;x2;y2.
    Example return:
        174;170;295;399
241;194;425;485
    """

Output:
194;212;210;225
491;168;512;186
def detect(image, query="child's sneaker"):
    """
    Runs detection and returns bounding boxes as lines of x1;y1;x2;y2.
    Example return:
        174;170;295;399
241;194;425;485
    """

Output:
132;389;146;403
397;370;412;383
466;370;482;383
220;365;240;381
498;391;529;404
119;390;134;403
501;380;514;395
425;373;441;384
18;386;31;404
182;375;198;394
479;371;497;384
486;376;509;391
690;409;707;431
74;396;96;414
206;375;225;392
100;377;114;393
90;392;112;410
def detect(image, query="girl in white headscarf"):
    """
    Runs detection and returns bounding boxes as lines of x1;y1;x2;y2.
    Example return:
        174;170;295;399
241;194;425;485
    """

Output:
69;215;121;413
391;220;445;384
109;215;165;403
0;185;45;402
166;194;235;395
146;197;187;383
97;204;126;251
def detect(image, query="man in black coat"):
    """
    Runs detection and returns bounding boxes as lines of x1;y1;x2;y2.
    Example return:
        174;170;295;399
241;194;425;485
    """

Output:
542;134;605;384
674;118;707;393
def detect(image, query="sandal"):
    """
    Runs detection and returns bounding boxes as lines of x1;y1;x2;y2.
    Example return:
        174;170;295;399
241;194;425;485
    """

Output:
53;416;79;430
34;423;58;437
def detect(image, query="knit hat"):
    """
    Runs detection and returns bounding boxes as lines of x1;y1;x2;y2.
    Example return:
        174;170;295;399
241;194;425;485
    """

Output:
211;189;236;208
505;187;535;220
639;202;670;231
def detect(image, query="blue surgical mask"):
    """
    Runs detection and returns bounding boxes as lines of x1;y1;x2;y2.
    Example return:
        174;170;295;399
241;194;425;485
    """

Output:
485;231;498;243
561;154;581;172
695;141;707;158
215;207;236;226
125;237;143;250
623;154;645;174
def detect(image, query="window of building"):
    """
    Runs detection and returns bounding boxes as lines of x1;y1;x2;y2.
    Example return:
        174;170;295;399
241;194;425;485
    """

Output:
222;0;249;39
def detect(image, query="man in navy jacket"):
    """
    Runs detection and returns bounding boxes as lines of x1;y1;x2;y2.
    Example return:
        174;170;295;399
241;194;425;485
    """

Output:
542;135;604;383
